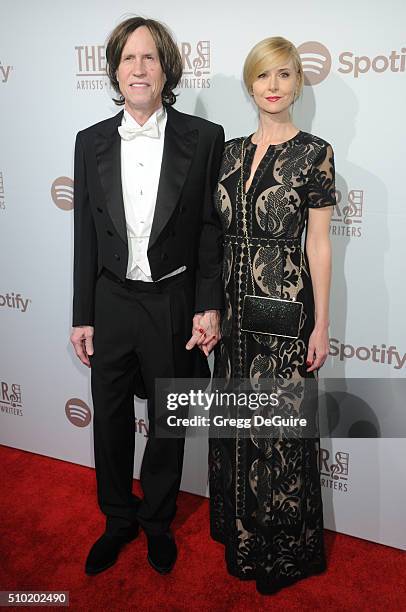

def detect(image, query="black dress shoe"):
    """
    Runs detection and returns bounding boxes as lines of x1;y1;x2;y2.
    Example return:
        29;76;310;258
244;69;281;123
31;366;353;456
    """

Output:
147;532;177;574
85;522;139;575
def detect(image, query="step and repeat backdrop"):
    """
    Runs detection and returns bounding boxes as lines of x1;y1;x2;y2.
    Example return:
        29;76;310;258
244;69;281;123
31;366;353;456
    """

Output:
1;0;405;550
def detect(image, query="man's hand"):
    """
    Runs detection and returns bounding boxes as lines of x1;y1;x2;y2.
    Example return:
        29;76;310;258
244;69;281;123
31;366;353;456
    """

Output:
70;325;94;367
186;310;221;357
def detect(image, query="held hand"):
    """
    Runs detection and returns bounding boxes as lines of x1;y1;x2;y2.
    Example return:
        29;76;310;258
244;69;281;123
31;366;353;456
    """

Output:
306;325;329;372
185;310;221;357
70;325;94;368
185;314;207;352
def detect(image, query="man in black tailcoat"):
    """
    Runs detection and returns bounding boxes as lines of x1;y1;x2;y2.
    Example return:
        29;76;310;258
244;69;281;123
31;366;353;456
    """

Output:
70;16;224;576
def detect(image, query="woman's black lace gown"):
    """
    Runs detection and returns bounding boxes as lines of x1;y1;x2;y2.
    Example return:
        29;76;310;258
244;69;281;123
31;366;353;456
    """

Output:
209;132;336;594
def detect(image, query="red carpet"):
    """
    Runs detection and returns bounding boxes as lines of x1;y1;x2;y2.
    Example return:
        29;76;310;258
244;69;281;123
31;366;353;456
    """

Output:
0;445;404;611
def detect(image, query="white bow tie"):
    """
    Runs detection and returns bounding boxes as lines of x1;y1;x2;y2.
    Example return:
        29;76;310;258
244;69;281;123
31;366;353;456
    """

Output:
118;121;160;141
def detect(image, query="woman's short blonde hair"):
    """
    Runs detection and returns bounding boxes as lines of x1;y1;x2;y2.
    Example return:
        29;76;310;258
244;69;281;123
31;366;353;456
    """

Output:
243;36;304;100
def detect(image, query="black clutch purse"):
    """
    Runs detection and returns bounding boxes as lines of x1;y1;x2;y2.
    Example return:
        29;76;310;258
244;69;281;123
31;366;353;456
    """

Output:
239;140;303;339
241;294;303;339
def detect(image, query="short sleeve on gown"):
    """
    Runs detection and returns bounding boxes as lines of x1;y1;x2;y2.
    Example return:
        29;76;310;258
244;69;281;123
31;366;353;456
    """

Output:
307;143;336;208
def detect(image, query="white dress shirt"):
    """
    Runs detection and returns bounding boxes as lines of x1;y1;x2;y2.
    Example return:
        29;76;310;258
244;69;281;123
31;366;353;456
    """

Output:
120;107;186;282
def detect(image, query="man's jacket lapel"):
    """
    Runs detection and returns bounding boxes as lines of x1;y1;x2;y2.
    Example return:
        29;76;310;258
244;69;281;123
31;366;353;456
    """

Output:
149;107;198;249
94;107;198;250
95;111;127;245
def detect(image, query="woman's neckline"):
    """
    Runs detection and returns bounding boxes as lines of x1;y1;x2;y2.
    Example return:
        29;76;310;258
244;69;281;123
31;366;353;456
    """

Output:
249;130;302;147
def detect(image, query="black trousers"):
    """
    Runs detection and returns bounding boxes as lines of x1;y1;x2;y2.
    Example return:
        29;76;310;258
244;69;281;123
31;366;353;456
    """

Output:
90;269;204;536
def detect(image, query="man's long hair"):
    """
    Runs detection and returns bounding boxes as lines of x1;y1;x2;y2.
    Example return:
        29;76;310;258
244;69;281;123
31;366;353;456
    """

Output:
106;17;183;106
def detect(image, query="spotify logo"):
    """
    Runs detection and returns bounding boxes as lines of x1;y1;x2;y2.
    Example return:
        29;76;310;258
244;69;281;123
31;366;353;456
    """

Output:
297;41;332;85
51;176;74;210
65;398;91;427
298;41;406;84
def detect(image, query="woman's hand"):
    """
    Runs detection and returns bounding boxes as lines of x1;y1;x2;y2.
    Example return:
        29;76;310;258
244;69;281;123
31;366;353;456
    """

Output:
306;206;333;373
306;325;330;372
186;310;221;357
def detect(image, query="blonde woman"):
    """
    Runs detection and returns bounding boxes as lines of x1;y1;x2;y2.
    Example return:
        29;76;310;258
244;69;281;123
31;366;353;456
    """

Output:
209;37;336;594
